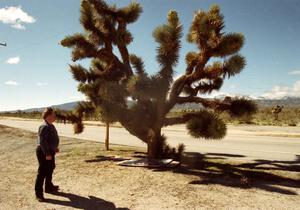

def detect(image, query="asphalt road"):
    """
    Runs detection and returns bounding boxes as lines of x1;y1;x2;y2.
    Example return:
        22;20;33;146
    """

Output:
0;118;299;162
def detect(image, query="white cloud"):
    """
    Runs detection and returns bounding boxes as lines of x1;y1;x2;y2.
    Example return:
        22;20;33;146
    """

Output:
0;6;36;30
6;56;20;64
261;80;300;99
206;91;252;99
11;23;25;30
5;80;19;86
288;70;300;75
36;82;48;86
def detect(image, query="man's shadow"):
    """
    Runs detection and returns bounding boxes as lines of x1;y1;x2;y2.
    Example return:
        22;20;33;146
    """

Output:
45;191;129;210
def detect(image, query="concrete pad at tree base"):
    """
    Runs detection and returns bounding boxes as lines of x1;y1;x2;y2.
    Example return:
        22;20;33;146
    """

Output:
117;158;180;168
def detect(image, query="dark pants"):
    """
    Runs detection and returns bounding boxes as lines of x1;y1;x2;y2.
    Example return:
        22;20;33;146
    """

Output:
34;146;55;195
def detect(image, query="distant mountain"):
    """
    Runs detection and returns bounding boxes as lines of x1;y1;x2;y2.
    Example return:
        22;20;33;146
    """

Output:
4;101;81;113
172;97;300;110
255;97;300;107
2;97;300;113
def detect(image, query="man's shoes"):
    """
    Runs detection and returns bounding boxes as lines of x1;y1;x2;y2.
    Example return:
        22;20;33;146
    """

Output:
35;193;45;202
45;185;59;193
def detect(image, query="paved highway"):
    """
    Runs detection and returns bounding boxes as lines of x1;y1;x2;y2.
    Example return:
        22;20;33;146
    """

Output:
0;118;299;162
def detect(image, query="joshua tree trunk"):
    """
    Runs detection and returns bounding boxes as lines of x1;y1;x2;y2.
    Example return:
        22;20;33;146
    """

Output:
147;128;164;159
105;122;109;150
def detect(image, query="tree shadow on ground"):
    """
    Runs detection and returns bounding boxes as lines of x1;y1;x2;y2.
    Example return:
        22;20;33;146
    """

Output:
45;191;129;210
153;152;300;195
85;151;148;162
206;153;246;158
85;155;130;163
237;155;300;172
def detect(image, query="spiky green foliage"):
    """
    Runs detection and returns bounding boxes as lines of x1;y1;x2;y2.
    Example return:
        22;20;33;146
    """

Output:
61;1;256;159
229;98;258;118
55;108;84;134
187;5;224;48
162;142;185;161
185;52;198;65
153;10;182;83
129;54;146;76
118;2;143;24
61;33;98;62
186;110;226;139
213;33;244;57
69;64;96;82
198;77;224;94
223;54;246;78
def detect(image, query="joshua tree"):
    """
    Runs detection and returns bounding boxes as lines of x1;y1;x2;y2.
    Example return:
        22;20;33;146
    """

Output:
271;105;284;120
59;0;257;159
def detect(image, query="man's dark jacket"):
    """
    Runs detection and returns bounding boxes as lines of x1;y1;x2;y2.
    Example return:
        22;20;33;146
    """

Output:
37;121;59;156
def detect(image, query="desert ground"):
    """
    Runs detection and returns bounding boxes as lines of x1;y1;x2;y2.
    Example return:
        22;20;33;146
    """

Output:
0;118;299;209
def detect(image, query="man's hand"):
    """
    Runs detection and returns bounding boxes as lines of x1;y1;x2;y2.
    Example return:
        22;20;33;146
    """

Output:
56;148;59;153
46;155;52;160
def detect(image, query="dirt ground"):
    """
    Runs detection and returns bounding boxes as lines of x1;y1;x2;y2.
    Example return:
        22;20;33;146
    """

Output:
0;125;299;210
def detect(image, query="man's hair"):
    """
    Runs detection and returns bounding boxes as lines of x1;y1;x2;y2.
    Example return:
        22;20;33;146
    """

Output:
42;107;54;120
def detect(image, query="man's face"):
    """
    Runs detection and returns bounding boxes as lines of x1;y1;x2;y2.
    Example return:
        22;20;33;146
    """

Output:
47;112;56;123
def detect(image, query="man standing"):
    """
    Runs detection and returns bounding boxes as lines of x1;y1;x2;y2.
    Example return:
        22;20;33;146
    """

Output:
35;107;60;201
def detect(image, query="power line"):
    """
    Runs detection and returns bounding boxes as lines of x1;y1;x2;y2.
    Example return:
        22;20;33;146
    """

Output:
1;25;79;54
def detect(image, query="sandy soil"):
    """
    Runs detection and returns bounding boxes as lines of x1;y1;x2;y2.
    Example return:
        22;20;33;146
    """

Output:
0;124;299;210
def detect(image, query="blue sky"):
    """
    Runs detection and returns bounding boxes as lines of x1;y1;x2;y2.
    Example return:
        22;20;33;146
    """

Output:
0;0;300;111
